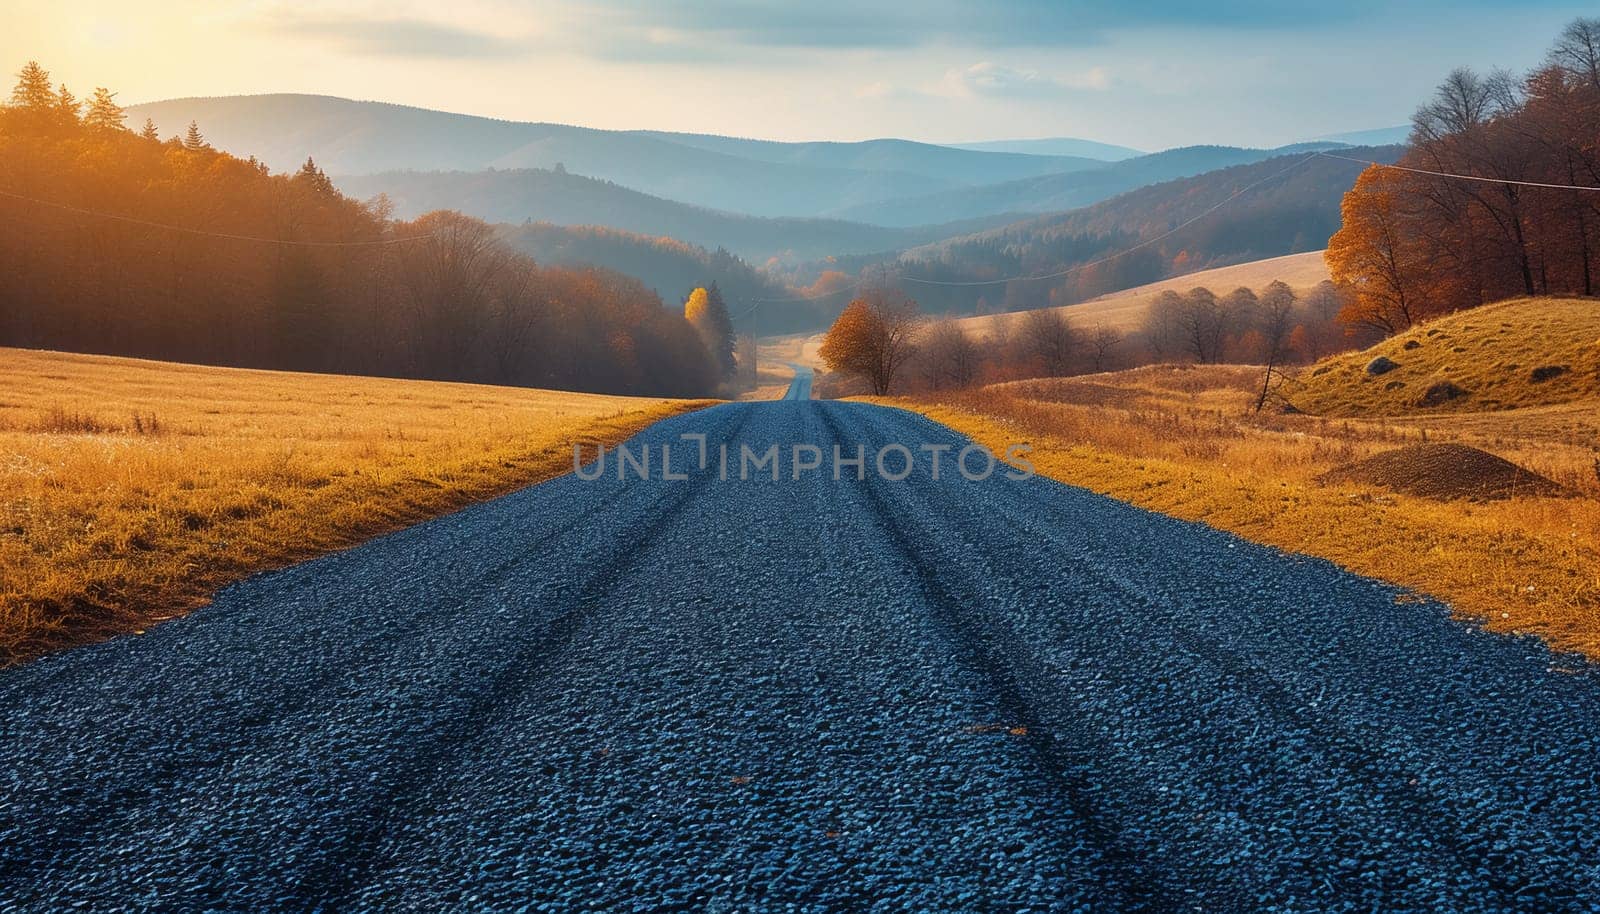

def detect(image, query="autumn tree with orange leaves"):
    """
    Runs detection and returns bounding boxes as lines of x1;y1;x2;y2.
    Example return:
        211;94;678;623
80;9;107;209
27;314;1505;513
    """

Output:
1327;18;1600;335
819;290;920;395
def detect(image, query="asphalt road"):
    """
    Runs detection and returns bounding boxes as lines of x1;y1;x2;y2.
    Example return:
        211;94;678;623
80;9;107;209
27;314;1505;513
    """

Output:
781;363;813;401
5;388;1600;912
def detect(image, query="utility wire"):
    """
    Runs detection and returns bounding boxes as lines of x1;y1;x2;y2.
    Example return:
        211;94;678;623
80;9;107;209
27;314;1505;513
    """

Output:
0;188;437;246
1314;150;1600;192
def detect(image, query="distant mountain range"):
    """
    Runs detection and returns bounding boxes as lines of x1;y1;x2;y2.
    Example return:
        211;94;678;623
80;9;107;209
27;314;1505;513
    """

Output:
826;143;1348;226
335;168;1020;263
123;92;1410;332
1310;126;1411;146
128;95;1098;219
948;138;1145;160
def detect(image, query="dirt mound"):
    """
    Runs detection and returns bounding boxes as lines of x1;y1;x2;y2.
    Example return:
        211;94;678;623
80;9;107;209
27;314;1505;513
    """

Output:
1320;443;1570;500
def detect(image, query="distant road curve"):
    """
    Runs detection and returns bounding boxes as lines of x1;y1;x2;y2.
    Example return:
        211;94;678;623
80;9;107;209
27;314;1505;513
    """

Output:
783;363;813;400
4;398;1600;910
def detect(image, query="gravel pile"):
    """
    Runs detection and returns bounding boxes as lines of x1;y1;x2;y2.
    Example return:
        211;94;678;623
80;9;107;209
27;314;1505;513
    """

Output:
1321;442;1569;500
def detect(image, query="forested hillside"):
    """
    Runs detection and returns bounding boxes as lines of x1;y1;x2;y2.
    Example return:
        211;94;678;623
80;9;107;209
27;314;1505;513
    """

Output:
338;167;1018;263
0;65;718;396
828;143;1351;226
890;145;1403;315
503;223;794;318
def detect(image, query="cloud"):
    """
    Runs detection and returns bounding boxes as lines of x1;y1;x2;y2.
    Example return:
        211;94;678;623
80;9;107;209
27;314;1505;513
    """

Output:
273;15;526;59
941;62;1113;98
549;0;1469;52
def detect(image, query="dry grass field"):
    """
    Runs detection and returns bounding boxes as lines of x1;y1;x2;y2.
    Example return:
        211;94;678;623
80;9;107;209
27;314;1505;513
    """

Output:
954;250;1330;338
887;298;1600;657
0;348;710;663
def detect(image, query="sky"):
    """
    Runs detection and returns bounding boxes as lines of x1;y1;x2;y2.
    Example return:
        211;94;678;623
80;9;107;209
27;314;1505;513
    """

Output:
4;1;1592;150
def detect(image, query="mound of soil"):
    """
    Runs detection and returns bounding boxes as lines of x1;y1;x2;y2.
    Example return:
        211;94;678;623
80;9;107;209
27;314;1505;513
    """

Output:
1320;443;1570;501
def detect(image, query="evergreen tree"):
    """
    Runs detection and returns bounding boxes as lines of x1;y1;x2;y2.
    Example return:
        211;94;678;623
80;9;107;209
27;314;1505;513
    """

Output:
139;117;160;141
685;283;736;378
54;84;79;126
9;61;53;110
84;87;125;131
182;120;207;152
295;157;337;196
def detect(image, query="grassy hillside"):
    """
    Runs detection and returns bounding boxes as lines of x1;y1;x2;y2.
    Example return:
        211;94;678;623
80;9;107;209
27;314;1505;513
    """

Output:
1291;298;1600;416
954;250;1330;336
0;348;708;663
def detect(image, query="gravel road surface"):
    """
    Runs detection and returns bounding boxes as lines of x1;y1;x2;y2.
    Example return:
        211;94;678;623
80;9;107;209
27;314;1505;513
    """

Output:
4;388;1600;911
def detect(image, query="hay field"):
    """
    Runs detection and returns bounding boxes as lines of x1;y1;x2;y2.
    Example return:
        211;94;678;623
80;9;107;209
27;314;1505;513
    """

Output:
954;250;1330;338
0;348;708;662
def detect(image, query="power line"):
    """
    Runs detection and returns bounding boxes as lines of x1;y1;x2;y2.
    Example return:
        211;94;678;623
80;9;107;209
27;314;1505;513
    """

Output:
1314;150;1600;192
0;188;437;246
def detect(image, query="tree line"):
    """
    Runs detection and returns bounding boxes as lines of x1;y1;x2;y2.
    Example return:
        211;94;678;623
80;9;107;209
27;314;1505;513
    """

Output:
0;62;721;397
819;280;1361;396
1328;18;1600;334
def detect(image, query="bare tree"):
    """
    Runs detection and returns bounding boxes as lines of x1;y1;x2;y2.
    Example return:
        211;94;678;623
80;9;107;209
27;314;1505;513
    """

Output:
1021;308;1079;376
920;318;980;390
1549;17;1600;89
1175;288;1229;364
1142;289;1187;360
1087;323;1122;372
1253;280;1298;411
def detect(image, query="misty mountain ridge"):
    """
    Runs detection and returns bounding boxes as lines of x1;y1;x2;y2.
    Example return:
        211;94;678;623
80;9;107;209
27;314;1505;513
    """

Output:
947;137;1145;160
827;142;1352;227
335;167;1021;263
129;95;1092;219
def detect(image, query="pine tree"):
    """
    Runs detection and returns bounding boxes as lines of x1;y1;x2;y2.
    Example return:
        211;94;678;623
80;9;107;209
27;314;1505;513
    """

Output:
139;117;160;141
685;284;736;378
84;87;125;131
183;120;207;152
295;157;337;196
9;61;53;110
54;84;79;125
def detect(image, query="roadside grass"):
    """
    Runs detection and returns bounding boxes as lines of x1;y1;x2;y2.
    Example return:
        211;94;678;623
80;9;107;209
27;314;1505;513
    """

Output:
884;360;1600;657
1290;297;1600;416
0;348;711;664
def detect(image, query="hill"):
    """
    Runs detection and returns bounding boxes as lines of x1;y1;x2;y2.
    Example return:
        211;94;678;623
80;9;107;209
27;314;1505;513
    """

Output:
1289;298;1600;417
829;143;1351;226
627;131;1104;183
952;251;1331;337
894;146;1403;316
948;137;1144;161
1311;126;1410;146
499;223;829;334
337;167;1019;263
127;95;1098;219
